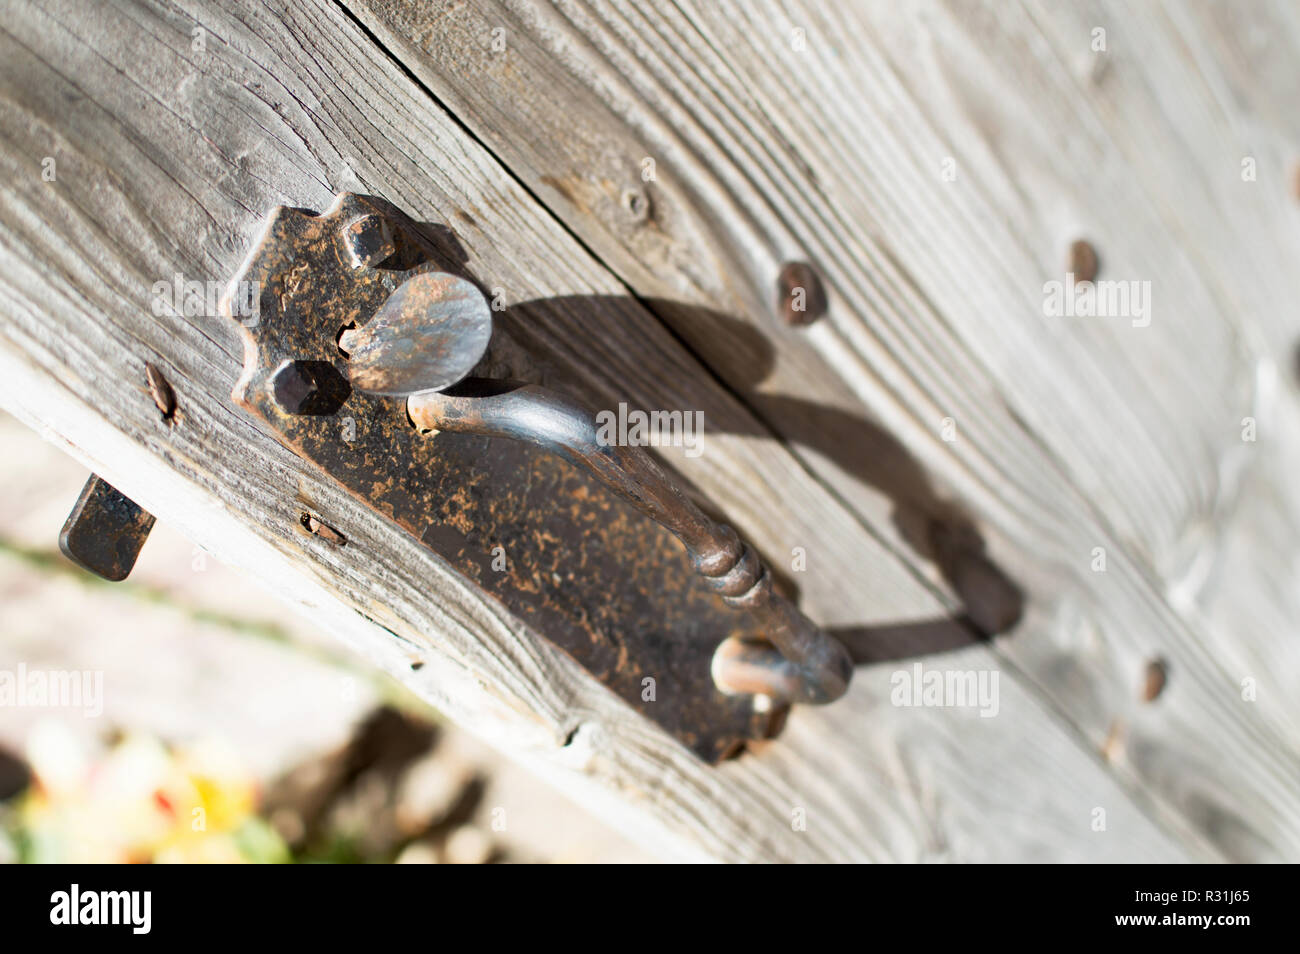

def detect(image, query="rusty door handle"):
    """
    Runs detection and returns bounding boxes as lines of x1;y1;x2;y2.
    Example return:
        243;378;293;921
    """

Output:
333;262;853;705
405;380;853;704
227;195;855;755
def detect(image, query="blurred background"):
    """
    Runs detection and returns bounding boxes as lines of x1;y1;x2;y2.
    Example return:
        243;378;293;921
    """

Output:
0;410;650;863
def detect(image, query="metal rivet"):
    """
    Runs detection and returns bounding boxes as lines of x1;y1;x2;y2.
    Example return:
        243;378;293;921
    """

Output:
299;510;346;545
342;213;396;269
270;360;351;416
1142;657;1168;702
271;359;317;414
145;361;176;424
777;261;827;326
1067;239;1099;283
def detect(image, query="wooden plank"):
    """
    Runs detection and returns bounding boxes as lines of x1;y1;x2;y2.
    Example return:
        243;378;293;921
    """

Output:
345;0;1300;859
1011;0;1300;740
0;0;1192;860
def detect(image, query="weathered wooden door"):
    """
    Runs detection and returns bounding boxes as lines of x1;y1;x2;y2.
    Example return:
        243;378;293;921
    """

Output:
2;0;1297;862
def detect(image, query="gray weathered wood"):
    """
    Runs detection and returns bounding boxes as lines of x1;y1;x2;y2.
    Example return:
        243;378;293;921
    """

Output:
3;0;1296;861
342;0;1300;859
0;0;1191;863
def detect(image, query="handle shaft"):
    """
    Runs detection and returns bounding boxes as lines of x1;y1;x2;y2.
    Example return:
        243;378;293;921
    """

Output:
408;379;853;704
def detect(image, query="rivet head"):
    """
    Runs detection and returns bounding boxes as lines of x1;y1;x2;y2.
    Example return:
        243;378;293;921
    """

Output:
144;361;176;424
299;510;346;545
271;359;318;414
777;261;827;326
342;213;396;269
270;359;352;415
1142;657;1169;703
1067;239;1099;283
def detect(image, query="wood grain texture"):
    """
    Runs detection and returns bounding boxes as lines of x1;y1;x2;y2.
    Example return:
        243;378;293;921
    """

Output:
0;0;1196;860
345;0;1300;859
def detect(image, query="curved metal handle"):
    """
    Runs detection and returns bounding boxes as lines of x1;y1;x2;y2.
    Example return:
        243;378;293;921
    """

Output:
407;379;853;704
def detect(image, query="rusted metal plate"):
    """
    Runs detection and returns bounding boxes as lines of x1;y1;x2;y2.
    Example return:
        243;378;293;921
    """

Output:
58;474;155;581
226;193;774;761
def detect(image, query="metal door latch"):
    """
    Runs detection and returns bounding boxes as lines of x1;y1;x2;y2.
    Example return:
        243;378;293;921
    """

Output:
222;193;852;760
59;474;155;581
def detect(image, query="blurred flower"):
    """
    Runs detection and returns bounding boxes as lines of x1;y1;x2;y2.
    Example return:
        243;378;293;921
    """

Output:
11;721;287;863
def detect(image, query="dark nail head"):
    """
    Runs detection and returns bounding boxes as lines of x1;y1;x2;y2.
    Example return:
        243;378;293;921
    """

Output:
777;261;827;326
271;359;317;413
1067;239;1099;283
343;214;396;269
